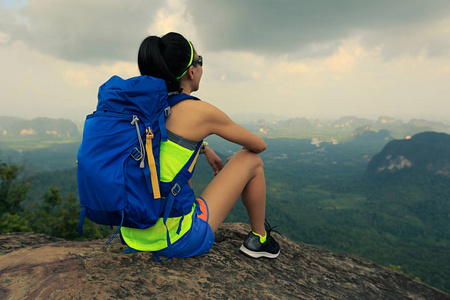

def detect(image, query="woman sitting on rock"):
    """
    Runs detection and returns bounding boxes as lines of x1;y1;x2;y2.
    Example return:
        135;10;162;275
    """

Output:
120;32;280;259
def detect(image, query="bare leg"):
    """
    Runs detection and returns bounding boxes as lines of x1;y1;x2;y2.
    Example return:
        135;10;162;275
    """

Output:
200;149;266;235
241;163;266;235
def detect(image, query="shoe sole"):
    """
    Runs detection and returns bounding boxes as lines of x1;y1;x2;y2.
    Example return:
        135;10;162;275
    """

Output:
239;245;280;259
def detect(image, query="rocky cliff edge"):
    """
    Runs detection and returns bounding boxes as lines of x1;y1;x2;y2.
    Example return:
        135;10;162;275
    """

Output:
0;223;448;300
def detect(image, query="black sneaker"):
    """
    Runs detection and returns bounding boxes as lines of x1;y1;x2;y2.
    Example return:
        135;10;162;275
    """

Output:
239;221;280;259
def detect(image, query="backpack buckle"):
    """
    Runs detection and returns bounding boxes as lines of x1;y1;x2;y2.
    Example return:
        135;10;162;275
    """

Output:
171;183;181;196
130;147;143;161
164;107;171;117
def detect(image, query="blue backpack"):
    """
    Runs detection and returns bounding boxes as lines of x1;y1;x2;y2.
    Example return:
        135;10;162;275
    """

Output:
77;75;201;250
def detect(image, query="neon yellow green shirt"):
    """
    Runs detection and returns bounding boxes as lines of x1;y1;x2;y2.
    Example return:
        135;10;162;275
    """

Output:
121;133;200;251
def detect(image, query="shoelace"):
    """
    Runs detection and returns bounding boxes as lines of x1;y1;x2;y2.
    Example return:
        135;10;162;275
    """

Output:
264;220;283;238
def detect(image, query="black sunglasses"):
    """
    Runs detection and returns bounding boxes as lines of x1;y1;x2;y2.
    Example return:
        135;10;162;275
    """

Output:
191;55;203;67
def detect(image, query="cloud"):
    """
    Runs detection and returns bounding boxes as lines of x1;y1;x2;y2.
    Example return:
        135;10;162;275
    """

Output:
362;16;450;59
187;0;450;59
64;69;91;87
147;0;197;37
1;0;449;123
0;31;10;44
0;0;166;63
2;0;449;63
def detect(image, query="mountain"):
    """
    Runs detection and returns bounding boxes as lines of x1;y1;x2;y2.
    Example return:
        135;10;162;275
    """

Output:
350;127;393;144
247;116;450;140
366;132;450;178
360;132;450;292
0;116;24;128
2;115;449;141
1;223;449;299
0;117;79;138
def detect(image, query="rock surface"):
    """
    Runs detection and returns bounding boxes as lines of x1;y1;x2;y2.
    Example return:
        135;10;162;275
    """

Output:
0;223;449;300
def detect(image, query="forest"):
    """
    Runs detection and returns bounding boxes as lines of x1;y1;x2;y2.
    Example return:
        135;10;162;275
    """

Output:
0;118;449;293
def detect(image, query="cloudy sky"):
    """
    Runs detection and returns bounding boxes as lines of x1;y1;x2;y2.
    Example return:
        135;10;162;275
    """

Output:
1;0;450;124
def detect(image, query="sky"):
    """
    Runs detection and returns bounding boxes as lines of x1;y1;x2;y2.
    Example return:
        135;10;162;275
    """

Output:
1;0;450;124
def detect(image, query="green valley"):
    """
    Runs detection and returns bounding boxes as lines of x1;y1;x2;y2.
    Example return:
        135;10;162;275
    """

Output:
1;115;449;292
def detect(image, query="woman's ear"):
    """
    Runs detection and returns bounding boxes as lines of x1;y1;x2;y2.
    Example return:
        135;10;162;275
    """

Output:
187;65;195;80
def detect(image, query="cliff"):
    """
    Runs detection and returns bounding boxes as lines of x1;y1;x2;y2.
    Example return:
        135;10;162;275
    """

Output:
0;223;448;300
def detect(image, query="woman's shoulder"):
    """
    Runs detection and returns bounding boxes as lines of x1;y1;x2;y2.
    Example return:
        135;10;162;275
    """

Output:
166;98;225;141
172;98;220;116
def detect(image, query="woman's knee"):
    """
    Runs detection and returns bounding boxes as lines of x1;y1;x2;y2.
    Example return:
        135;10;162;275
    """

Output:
233;149;264;170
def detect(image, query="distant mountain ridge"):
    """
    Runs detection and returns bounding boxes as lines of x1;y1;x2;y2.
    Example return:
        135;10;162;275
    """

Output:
2;115;449;141
250;116;450;139
0;117;79;138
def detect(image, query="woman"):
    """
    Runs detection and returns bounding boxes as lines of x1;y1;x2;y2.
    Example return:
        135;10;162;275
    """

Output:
120;32;280;259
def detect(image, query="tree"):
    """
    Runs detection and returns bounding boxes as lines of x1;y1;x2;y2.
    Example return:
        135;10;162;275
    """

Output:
28;186;109;239
0;160;108;239
0;160;30;215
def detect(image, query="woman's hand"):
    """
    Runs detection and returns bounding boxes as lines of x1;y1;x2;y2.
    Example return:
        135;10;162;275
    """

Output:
203;146;224;176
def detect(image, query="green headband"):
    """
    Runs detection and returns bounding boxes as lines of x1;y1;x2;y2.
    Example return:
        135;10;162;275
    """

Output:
176;40;194;80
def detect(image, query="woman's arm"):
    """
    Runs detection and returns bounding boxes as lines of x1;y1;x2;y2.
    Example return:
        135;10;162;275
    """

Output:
203;102;267;153
166;100;267;153
202;145;224;176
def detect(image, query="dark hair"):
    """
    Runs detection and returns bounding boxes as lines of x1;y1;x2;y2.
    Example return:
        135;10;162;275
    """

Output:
138;32;193;93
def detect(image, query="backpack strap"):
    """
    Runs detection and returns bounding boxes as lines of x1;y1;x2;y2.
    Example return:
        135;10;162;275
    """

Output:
167;93;200;107
78;205;125;244
158;92;199;146
105;210;125;244
159;140;203;260
78;207;86;236
144;126;161;199
159;110;169;142
169;140;203;195
158;93;197;144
